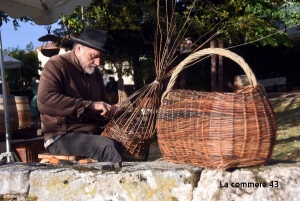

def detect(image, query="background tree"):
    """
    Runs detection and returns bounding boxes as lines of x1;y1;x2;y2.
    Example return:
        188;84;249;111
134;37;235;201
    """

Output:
179;0;300;91
50;0;300;91
4;42;41;91
0;11;32;29
1;12;38;91
3;1;300;93
53;0;157;90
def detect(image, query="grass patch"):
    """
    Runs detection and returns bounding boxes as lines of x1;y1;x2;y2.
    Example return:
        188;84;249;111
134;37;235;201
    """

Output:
269;98;300;161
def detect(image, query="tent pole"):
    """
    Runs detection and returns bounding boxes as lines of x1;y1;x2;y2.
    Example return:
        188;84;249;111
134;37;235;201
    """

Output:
0;25;17;163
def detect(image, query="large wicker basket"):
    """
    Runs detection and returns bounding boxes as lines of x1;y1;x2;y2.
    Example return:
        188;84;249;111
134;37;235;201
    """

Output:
12;138;45;162
157;48;277;170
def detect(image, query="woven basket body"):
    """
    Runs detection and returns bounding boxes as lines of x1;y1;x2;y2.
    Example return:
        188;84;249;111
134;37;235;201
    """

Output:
102;119;151;161
157;48;277;170
12;139;45;162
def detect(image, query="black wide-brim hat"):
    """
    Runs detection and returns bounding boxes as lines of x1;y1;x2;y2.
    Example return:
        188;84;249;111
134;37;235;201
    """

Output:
70;26;114;55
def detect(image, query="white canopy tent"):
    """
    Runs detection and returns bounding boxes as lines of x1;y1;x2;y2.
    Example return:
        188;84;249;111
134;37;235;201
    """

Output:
0;0;93;25
3;54;22;69
0;0;93;162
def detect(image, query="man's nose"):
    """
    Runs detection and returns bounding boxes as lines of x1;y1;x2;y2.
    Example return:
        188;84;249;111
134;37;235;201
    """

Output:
94;58;100;66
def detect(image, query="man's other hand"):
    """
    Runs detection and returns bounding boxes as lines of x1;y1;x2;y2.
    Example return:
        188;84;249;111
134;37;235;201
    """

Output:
89;102;118;119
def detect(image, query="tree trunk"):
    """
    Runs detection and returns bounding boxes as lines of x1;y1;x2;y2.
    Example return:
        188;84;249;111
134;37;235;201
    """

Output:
132;56;144;91
210;40;217;91
115;61;128;103
218;39;224;92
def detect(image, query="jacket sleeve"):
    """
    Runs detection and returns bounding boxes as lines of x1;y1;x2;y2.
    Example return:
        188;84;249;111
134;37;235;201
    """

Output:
37;59;91;117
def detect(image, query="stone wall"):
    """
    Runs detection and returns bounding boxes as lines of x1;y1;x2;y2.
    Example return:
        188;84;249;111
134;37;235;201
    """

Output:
0;160;299;201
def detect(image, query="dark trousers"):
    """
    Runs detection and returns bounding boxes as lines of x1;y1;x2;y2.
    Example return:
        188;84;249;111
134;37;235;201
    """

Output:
47;132;123;163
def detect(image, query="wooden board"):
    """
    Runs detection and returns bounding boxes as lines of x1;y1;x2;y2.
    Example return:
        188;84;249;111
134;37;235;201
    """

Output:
38;153;83;161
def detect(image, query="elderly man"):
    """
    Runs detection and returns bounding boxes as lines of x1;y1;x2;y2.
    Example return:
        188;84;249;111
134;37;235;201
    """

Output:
37;26;123;164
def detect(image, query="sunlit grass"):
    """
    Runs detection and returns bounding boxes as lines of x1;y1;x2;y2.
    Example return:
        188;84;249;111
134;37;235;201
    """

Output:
269;98;300;161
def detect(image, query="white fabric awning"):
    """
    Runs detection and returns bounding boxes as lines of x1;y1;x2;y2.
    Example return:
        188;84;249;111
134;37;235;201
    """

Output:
0;0;93;25
3;54;22;69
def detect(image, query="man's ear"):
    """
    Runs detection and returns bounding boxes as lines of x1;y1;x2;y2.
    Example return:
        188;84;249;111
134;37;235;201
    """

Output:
78;44;83;52
75;44;84;54
74;44;80;54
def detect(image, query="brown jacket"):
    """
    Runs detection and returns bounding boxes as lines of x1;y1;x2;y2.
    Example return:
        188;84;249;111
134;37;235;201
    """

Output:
37;50;107;141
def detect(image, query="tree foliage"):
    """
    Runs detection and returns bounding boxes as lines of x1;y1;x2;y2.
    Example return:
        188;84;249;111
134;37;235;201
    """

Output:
52;1;300;88
188;0;300;48
2;1;300;90
53;0;157;88
4;43;41;91
0;11;32;29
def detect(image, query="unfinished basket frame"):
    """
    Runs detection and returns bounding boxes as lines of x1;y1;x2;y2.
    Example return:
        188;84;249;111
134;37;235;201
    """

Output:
157;48;277;170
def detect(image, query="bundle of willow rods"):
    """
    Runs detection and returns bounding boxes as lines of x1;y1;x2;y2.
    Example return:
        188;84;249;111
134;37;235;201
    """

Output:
102;0;200;160
157;48;277;170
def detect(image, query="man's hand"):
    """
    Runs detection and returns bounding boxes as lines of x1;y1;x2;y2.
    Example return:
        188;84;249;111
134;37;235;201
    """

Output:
89;102;118;119
106;104;118;119
89;101;111;116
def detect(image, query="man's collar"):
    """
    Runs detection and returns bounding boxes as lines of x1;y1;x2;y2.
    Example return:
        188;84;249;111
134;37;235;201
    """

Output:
71;49;84;72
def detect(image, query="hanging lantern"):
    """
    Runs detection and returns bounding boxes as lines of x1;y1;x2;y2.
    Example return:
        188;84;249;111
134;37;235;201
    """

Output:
38;25;60;57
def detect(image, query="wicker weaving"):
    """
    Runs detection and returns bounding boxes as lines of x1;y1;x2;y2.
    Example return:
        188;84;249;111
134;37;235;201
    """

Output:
102;83;159;160
102;0;199;160
12;138;45;162
157;48;277;170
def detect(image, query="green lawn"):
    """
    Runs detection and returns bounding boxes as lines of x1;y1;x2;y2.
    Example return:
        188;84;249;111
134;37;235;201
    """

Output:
269;98;300;161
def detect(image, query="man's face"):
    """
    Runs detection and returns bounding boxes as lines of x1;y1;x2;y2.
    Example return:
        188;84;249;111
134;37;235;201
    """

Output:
76;45;105;74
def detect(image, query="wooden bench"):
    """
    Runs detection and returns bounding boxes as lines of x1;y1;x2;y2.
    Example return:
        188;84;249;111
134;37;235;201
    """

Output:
258;77;287;92
38;153;85;163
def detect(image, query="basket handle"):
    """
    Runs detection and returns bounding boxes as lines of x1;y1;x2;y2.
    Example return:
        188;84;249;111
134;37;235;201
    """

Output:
161;48;258;103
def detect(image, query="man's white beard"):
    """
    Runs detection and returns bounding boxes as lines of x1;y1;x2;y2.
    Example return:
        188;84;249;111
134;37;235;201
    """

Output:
84;64;97;75
84;67;95;75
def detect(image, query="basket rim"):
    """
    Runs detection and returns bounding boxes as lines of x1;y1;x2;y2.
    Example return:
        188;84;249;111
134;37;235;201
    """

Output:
161;48;258;103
